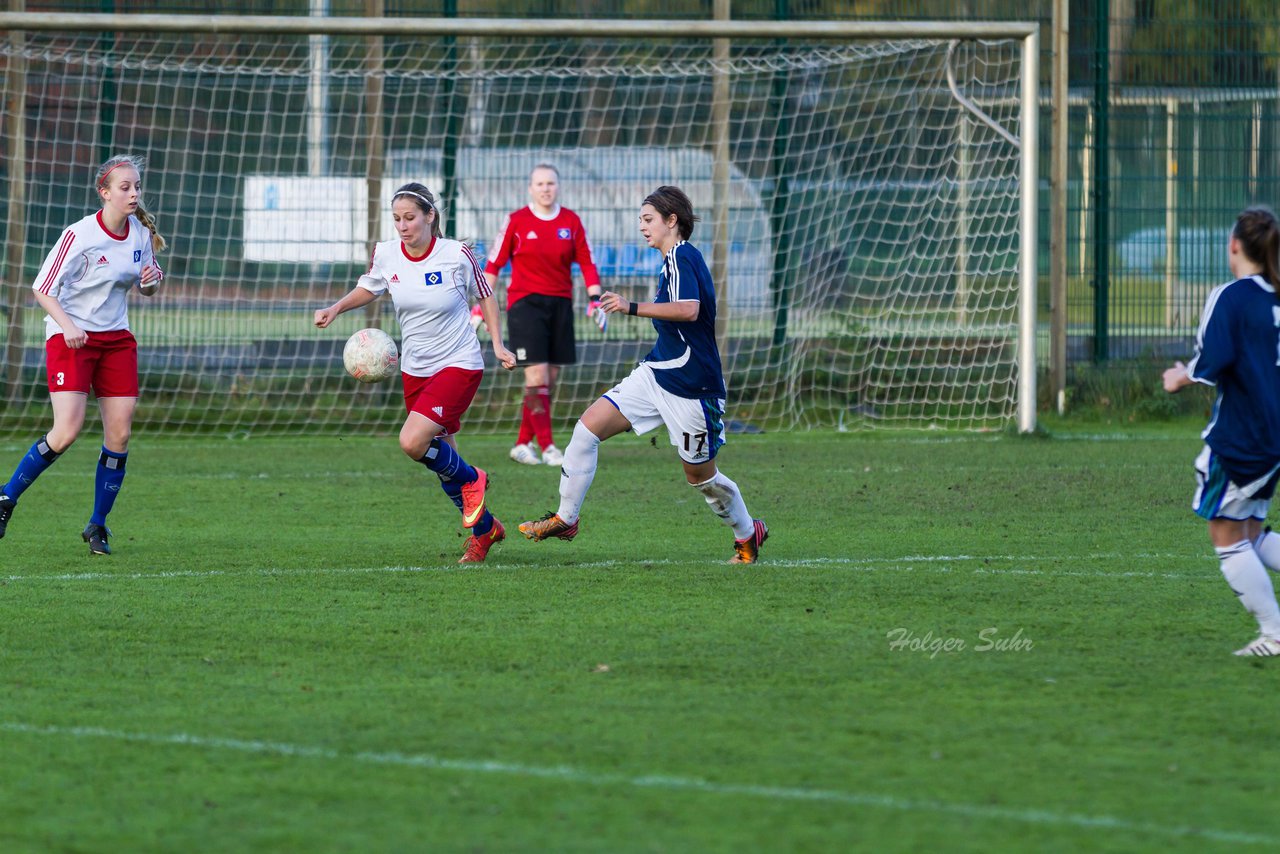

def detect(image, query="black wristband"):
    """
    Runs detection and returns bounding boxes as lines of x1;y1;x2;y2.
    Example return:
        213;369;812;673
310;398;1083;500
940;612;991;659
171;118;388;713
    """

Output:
628;301;639;316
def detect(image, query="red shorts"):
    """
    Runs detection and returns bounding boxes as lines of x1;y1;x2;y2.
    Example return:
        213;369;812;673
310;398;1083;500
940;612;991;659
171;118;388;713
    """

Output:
402;367;483;436
45;330;139;396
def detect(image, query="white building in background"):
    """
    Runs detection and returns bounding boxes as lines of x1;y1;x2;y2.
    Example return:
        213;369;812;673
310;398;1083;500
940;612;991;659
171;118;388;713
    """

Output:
244;147;774;310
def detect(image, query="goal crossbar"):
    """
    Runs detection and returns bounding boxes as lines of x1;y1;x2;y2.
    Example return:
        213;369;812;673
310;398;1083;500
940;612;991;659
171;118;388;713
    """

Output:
0;13;1037;41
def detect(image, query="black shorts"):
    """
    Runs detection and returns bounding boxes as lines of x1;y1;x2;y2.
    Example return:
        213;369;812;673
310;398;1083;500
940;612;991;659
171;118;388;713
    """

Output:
507;293;577;366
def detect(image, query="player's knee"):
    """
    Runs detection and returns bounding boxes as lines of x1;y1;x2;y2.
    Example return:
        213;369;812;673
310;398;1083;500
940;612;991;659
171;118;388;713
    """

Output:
46;426;81;453
691;474;732;512
399;430;431;459
570;420;601;452
103;427;131;453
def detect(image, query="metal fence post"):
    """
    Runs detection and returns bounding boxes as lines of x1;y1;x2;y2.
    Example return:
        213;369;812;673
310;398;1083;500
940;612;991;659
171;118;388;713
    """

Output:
1091;0;1109;363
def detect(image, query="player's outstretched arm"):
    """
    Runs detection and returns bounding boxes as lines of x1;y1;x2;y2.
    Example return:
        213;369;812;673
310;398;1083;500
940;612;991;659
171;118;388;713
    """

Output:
599;290;698;322
314;287;378;329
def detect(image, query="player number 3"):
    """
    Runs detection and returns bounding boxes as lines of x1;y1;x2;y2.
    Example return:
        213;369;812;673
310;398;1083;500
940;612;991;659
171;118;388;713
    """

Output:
56;372;65;387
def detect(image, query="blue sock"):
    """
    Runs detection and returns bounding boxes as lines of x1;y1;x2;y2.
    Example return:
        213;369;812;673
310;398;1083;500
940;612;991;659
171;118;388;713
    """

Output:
90;447;128;526
3;435;62;500
417;438;477;483
439;476;493;536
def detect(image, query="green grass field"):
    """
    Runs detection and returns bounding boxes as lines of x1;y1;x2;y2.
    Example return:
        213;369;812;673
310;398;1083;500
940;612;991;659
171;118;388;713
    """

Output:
2;424;1279;852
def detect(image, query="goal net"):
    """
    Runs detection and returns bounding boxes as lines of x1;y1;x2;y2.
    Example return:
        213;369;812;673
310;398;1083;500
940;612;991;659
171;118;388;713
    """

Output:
0;17;1037;436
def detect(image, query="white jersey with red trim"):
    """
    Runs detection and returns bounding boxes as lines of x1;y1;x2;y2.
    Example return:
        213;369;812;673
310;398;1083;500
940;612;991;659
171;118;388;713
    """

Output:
357;236;492;377
33;211;162;340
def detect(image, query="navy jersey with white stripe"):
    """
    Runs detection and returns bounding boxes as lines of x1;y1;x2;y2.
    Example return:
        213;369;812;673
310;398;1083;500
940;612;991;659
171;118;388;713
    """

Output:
1187;274;1280;483
643;241;726;399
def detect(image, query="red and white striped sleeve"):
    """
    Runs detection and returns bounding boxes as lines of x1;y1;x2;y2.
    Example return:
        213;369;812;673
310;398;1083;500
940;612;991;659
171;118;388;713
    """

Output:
33;227;77;296
461;242;492;300
356;242;389;294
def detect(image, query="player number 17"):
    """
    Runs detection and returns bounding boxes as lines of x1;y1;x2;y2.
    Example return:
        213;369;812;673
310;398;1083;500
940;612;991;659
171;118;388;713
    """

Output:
682;431;707;456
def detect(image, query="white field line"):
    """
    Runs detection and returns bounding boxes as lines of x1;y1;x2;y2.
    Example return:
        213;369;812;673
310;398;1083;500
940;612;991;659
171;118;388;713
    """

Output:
1;553;1215;584
0;721;1271;846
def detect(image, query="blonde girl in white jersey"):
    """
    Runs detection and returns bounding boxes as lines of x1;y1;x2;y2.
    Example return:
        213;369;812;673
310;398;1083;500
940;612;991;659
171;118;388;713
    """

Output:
0;155;166;556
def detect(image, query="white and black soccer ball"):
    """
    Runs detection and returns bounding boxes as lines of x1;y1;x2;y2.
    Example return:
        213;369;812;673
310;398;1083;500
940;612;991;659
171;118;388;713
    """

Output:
342;327;399;383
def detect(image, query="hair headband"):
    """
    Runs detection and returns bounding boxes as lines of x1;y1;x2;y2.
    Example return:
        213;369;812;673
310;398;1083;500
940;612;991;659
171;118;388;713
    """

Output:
393;190;434;209
98;160;139;189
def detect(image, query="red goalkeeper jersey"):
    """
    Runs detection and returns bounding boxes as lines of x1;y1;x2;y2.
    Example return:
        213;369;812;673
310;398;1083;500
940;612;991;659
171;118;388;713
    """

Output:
484;205;600;309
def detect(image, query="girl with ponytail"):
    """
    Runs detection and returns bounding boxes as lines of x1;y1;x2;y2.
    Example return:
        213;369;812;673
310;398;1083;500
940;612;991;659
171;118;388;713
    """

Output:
1164;205;1280;656
0;154;166;555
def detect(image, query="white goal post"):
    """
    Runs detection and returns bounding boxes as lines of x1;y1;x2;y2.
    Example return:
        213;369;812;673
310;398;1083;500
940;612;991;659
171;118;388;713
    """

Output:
0;13;1039;435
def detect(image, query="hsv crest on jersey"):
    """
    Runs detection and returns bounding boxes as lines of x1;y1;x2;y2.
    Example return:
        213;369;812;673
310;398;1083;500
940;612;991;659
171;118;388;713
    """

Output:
424;271;443;286
96;255;109;265
133;250;142;262
557;228;571;239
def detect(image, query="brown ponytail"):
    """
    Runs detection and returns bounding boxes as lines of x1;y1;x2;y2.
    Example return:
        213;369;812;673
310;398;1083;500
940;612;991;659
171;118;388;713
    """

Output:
134;202;168;253
1232;206;1280;288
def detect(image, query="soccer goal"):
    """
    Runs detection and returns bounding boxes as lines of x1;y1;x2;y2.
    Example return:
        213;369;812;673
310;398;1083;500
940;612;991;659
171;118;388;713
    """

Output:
0;14;1038;434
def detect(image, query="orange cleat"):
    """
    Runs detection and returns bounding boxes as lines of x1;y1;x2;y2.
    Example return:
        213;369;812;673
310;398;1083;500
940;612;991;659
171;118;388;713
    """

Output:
459;519;505;564
730;519;768;564
517;512;579;542
459;468;488;528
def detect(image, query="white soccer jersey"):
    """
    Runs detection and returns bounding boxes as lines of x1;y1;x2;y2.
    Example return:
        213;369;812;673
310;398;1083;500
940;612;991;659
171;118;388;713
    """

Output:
358;237;492;377
33;211;162;340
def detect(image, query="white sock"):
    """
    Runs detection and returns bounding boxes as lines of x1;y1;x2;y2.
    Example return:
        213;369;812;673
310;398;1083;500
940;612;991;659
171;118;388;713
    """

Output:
691;470;754;540
555;421;600;525
1253;529;1280;573
1217;540;1280;638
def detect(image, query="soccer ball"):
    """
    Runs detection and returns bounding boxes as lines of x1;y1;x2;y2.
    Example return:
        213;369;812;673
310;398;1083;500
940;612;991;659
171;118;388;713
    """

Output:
343;327;399;383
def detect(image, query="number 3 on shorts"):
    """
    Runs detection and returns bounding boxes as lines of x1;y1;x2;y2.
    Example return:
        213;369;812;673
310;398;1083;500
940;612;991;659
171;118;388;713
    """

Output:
56;371;65;387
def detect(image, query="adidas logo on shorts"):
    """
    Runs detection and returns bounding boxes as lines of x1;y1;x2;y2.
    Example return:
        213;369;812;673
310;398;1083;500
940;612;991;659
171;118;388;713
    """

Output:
432;406;444;417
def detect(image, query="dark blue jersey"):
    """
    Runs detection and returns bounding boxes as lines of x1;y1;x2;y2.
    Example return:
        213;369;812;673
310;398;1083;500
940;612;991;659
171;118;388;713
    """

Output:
1188;274;1280;484
643;241;727;399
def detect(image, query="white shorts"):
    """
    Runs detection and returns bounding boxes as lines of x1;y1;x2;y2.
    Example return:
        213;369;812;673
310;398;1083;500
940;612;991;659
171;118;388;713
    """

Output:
602;363;726;464
1193;444;1280;521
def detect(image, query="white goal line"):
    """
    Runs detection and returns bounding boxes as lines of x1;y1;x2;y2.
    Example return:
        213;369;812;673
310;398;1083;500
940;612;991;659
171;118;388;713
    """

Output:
1;554;1214;585
0;720;1270;847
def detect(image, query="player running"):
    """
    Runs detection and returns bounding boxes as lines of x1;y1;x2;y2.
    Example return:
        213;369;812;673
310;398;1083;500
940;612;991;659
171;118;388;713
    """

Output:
1163;205;1280;656
315;182;517;564
518;185;768;564
0;154;165;555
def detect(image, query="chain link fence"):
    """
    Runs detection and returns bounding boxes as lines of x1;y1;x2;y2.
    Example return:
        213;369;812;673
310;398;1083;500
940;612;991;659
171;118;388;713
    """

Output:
5;1;1279;394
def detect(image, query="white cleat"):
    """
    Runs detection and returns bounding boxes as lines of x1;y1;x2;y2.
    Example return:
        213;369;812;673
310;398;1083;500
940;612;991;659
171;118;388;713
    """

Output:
1233;635;1280;657
509;442;541;466
541;444;564;466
